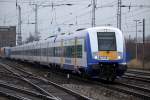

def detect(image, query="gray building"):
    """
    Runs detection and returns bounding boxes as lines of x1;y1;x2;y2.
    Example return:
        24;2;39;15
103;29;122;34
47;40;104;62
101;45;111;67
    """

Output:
0;26;16;47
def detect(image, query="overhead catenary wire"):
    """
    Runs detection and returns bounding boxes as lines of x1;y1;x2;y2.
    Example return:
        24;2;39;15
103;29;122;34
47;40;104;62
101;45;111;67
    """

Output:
55;0;117;27
39;0;150;35
0;0;150;41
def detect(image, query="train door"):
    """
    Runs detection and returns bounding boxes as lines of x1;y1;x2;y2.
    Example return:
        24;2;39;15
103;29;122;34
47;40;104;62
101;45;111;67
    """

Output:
40;42;42;63
46;42;48;64
47;42;50;63
74;37;77;67
60;39;64;68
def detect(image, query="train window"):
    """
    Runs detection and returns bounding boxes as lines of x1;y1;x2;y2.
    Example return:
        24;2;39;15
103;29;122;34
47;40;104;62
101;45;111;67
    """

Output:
61;45;82;58
56;47;58;57
26;50;27;55
60;47;63;57
45;48;47;56
48;48;51;56
48;47;52;57
66;46;69;58
41;45;82;58
63;46;66;57
34;49;35;56
33;49;34;56
28;50;30;55
37;49;41;56
37;49;39;56
58;47;60;57
41;48;44;56
69;46;72;58
84;38;86;52
71;46;74;58
46;48;48;56
65;46;67;57
42;48;44;56
36;49;38;56
39;49;41;56
76;45;82;58
30;49;32;56
58;47;61;57
35;49;36;56
30;49;31;55
97;32;116;51
54;47;57;57
71;46;75;58
54;47;56;57
59;47;61;57
32;49;34;56
44;48;46;56
57;47;59;57
25;49;27;55
32;49;33;55
67;46;72;58
52;47;54;56
66;46;69;57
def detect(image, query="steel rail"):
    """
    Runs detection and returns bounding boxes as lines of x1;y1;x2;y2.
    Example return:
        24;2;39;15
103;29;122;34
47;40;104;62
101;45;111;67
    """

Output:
49;70;150;100
126;70;150;76
0;63;59;100
0;80;56;100
5;60;150;99
0;62;92;100
123;75;150;83
0;90;30;100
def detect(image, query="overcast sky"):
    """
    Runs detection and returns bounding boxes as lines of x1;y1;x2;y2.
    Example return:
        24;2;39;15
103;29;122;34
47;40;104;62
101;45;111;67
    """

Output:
0;0;150;41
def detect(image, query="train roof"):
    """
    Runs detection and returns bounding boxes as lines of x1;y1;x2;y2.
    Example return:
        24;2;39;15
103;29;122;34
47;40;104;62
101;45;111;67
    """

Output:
56;26;122;41
86;26;121;31
11;26;122;48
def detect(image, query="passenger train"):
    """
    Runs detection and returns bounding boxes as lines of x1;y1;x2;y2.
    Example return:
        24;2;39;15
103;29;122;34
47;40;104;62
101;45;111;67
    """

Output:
1;27;127;81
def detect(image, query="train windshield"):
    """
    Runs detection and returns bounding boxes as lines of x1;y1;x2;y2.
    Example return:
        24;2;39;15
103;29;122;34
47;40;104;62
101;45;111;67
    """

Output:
97;32;116;51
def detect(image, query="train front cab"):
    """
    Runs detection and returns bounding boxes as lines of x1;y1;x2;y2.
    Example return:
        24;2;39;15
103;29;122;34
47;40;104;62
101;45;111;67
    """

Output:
86;27;127;81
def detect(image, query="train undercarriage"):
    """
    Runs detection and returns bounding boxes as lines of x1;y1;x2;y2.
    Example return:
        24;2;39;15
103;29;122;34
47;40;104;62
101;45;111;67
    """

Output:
89;63;127;81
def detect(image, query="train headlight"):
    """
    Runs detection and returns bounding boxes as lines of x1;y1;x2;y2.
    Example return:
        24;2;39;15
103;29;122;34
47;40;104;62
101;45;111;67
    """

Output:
118;55;121;59
118;52;123;60
94;55;98;59
93;52;98;59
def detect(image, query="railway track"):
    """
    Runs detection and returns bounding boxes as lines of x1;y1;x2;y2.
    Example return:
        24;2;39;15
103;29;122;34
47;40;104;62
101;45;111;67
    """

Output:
0;89;28;100
0;61;92;100
0;80;54;100
43;71;150;100
127;69;150;76
123;74;150;83
69;75;150;100
1;59;150;100
123;70;150;83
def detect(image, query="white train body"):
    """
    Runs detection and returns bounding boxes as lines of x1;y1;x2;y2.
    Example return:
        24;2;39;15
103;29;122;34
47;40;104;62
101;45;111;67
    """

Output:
10;27;127;81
